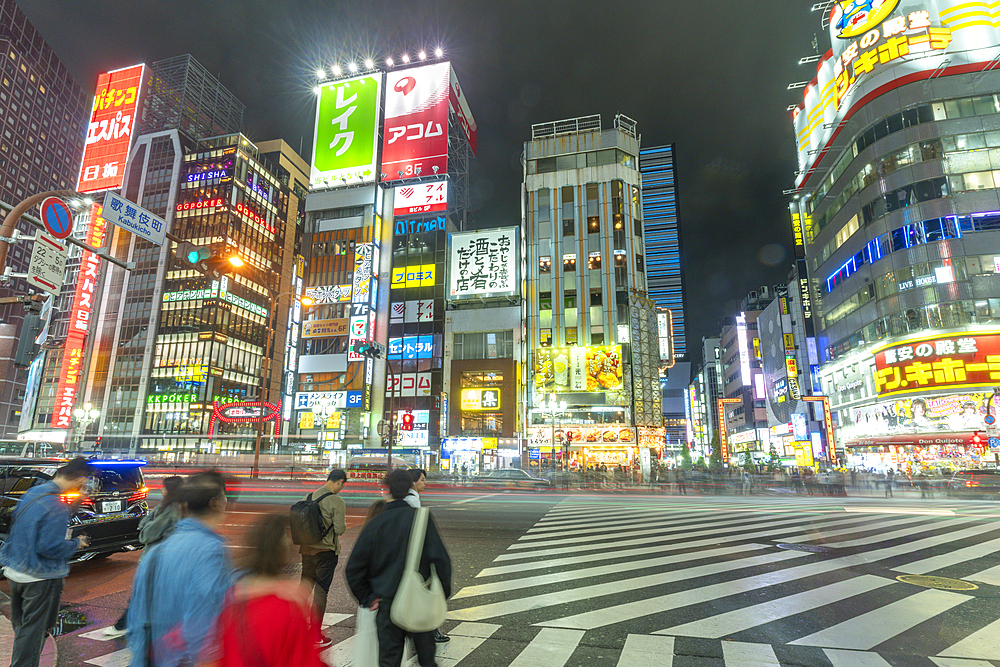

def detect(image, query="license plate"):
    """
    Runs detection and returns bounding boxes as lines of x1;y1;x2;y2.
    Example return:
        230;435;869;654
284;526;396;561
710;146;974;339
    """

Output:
102;501;122;514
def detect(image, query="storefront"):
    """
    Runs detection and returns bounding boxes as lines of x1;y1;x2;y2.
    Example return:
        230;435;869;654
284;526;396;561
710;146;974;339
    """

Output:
440;436;519;474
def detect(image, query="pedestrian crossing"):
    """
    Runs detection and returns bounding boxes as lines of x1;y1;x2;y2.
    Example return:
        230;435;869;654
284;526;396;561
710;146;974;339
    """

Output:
442;496;1000;664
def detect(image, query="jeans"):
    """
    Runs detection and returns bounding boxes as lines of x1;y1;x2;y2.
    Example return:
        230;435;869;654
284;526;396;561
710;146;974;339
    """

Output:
301;550;339;620
9;578;63;667
376;599;436;667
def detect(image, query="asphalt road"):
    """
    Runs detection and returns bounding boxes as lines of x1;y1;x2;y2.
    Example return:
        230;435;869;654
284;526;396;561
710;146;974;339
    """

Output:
12;484;1000;667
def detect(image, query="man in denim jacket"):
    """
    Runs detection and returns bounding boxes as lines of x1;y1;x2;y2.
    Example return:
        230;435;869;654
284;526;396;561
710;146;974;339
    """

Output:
127;471;234;667
0;457;94;667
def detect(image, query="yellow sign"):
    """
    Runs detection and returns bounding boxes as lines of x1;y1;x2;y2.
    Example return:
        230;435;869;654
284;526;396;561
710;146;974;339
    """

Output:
481;437;498;450
175;364;208;383
834;0;901;39
460;388;501;411
302;318;349;338
391;264;435;288
784;334;796;351
794;442;814;467
786;357;799;377
791;212;803;249
326;412;341;429
752;337;761;360
299;412;315;429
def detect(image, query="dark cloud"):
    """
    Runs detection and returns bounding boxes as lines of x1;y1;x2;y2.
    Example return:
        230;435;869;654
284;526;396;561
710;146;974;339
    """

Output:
19;0;820;363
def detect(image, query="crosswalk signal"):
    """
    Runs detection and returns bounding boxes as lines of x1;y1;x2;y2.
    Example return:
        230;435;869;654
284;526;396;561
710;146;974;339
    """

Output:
401;411;415;431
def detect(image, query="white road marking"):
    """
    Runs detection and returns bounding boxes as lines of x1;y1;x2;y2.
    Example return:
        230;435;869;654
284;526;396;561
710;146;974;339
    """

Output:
830;519;987;548
895;536;1000;575
721;641;781;666
659;574;895;638
789;589;970;650
823;649;893;667
931;657;998;667
508;628;584;667
845;507;956;516
773;515;937;543
615;634;674;666
402;622;500;666
451;494;502;505
322;612;353;627
84;648;130;667
937;617;1000;660
966;563;1000;587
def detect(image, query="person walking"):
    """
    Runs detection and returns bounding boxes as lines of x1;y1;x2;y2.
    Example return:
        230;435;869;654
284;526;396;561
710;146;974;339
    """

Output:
211;514;326;667
885;468;895;498
404;468;449;645
104;476;185;639
346;470;452;667
0;457;94;667
299;468;347;648
127;471;235;667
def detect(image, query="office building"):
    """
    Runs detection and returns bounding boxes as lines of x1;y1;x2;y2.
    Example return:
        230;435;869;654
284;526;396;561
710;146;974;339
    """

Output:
640;144;685;360
522;114;664;474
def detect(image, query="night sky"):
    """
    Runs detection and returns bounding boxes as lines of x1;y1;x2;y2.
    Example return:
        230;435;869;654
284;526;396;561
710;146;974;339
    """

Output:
19;0;821;364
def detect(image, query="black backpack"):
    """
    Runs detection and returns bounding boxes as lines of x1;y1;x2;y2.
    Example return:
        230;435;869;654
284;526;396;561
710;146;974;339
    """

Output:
289;490;334;545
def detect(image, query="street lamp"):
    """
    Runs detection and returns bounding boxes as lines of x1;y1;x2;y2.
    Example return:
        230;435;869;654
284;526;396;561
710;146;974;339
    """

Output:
72;403;100;451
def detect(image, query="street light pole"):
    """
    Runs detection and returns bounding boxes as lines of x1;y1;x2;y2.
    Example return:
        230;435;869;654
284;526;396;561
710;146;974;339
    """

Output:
72;403;100;451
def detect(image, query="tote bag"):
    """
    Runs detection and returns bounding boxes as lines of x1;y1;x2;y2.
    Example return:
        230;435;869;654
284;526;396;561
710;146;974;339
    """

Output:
390;507;447;633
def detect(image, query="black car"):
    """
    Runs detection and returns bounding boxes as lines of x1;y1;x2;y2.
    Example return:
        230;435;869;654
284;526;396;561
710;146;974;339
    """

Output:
0;457;149;561
947;468;1000;500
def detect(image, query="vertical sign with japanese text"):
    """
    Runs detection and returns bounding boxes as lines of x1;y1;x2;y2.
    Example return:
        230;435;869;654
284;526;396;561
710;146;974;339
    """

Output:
53;204;108;428
78;64;144;194
311;75;381;188
448;227;517;298
381;63;450;181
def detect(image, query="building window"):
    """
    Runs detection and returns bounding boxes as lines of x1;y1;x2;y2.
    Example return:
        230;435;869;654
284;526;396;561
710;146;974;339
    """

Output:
634;219;643;238
636;254;644;272
588;252;601;270
563;254;576;272
563;218;575;235
587;216;599;233
537;189;550;222
614;250;627;267
539;255;551;273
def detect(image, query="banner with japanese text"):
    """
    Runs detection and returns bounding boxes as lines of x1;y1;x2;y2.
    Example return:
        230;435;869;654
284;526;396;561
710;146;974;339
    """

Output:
78;64;144;194
311;75;381;188
873;331;1000;397
448;227;517;298
381;62;450;181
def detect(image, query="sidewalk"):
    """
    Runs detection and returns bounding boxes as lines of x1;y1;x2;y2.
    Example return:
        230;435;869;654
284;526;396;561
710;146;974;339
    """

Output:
0;593;58;667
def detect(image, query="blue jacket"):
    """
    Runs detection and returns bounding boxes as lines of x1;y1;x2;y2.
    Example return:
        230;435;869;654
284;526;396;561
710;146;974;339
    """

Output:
127;518;234;667
0;481;81;579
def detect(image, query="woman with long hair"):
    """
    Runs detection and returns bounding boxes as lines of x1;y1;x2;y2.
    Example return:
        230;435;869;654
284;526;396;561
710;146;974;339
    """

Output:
209;514;326;667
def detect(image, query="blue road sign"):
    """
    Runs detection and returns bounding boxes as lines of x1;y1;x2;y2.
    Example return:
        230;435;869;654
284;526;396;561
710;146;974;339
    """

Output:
989;437;1000;448
986;414;996;425
39;197;73;239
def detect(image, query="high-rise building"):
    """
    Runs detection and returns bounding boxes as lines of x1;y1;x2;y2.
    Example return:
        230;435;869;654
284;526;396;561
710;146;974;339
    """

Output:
790;2;1000;470
0;0;89;438
138;55;245;141
522;114;664;472
639;144;685;359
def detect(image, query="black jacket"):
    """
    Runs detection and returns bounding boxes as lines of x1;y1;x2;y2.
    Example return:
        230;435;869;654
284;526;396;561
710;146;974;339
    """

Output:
345;500;452;607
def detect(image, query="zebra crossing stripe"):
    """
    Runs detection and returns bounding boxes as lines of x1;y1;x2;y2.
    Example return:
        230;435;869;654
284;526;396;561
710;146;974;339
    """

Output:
508;628;584;667
544;526;985;630
448;549;809;621
615;634;674;667
404;622;500;666
931;658;998;667
658;574;895;638
721;641;781;666
937;616;1000;660
519;512;713;540
773;514;940;543
524;510;707;535
894;535;1000;575
454;544;770;599
829;518;987;548
323;612;353;626
83;649;130;667
824;648;893;666
966;563;1000;586
789;588;971;650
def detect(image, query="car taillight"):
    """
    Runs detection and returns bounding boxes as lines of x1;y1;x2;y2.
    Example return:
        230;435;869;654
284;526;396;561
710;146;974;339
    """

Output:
128;486;149;503
59;492;80;504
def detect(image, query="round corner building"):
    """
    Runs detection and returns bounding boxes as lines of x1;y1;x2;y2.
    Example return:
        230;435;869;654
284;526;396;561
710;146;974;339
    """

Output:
791;1;1000;473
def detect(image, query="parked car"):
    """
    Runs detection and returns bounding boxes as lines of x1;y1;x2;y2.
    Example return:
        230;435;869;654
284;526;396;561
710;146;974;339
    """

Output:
472;468;552;490
947;468;1000;500
0;457;149;561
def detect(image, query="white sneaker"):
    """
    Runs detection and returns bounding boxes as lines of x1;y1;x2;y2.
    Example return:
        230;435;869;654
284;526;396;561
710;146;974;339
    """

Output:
102;625;127;639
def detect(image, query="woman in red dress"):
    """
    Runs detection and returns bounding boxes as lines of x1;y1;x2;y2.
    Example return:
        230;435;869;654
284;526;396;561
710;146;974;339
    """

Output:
210;514;327;667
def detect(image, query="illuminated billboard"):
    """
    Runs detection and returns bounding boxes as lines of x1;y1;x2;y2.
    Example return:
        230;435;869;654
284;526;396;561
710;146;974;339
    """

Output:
311;75;381;188
448;65;478;156
78;64;144;193
534;346;623;394
302;319;349;338
794;1;995;187
448;227;517;299
847;391;998;440
381;62;450;181
460;388;501;411
394;182;448;216
53;204;108;428
873;331;1000;397
736;314;751;385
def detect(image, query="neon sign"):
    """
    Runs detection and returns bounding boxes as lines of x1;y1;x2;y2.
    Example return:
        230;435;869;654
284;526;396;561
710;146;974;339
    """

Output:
187;170;229;183
235;202;275;233
208;400;281;437
177;198;223;212
147;392;198;404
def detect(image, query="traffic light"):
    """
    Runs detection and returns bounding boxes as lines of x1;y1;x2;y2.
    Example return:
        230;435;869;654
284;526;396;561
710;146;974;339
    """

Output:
352;341;385;359
972;432;983;451
401;411;415;431
174;241;237;280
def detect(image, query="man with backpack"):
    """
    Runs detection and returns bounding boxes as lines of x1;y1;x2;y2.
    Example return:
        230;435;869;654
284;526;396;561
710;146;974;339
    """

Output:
0;457;94;667
295;468;347;647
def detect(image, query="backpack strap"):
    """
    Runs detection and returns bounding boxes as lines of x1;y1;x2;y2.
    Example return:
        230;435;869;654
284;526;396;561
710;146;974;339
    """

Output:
314;490;335;537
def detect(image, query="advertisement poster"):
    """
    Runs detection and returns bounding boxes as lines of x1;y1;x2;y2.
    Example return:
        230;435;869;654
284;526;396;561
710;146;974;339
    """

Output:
534;346;623;395
449;227;517;298
78;64;144;193
381;62;450;180
311;75;381;187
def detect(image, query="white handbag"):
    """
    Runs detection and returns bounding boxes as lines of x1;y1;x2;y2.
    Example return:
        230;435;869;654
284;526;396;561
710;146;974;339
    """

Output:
390;507;447;633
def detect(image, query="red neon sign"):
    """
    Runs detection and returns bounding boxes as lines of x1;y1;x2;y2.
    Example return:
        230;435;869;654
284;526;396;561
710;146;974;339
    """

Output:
234;203;274;233
176;198;224;212
78;64;145;194
208;400;281;437
54;204;108;429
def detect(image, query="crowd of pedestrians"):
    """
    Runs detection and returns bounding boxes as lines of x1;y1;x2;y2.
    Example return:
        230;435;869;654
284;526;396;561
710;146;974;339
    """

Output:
0;461;452;667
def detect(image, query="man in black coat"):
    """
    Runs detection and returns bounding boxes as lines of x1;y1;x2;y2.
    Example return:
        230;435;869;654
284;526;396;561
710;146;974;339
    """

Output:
346;469;452;667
